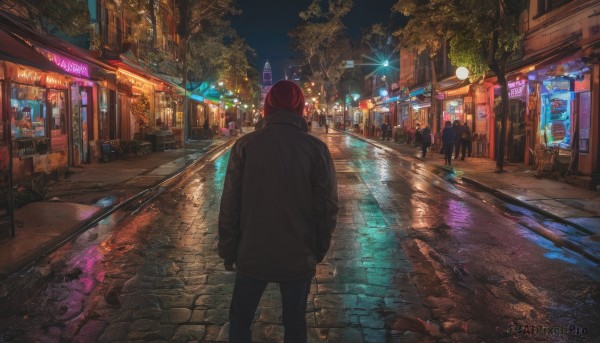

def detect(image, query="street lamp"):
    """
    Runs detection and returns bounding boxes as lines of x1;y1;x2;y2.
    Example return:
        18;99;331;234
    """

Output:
456;67;469;80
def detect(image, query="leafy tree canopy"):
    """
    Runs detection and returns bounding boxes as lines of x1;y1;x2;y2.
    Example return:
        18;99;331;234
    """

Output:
0;0;89;35
290;0;353;107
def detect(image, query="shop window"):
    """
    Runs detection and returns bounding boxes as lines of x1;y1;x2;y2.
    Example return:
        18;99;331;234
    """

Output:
442;99;464;124
10;85;46;139
541;92;571;148
154;92;171;129
99;88;110;140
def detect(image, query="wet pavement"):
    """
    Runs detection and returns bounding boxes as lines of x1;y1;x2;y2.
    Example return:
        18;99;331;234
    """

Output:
0;126;598;342
346;130;600;265
0;137;234;278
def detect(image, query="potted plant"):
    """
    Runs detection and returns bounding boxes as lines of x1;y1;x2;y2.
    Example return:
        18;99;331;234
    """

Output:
131;93;151;138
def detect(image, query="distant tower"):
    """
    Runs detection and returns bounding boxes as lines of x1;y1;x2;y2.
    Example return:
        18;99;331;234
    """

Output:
260;60;273;111
262;60;273;87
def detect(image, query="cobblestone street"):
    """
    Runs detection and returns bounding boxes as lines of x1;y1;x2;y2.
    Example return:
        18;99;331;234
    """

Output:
0;128;598;342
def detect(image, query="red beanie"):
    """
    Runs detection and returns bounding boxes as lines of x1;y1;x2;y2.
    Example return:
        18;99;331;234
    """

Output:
264;80;305;116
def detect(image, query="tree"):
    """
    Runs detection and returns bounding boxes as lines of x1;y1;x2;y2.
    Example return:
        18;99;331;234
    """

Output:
131;93;151;134
0;0;89;35
176;0;239;140
216;36;259;104
393;0;526;171
448;0;526;172
392;0;455;134
360;23;399;90
290;0;354;115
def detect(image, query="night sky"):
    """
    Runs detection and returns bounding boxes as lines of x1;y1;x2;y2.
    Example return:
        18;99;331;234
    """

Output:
229;0;401;82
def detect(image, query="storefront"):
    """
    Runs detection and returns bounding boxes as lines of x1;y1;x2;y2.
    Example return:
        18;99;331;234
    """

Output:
36;48;103;165
114;66;160;141
189;96;208;139
397;97;410;128
409;85;431;129
528;56;592;174
6;62;70;182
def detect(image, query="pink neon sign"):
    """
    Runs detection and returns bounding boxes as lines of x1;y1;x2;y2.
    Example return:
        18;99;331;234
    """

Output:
46;51;89;78
508;79;526;99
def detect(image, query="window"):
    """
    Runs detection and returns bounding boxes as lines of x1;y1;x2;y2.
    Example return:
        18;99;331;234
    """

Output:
48;90;68;151
537;0;572;16
99;87;110;140
10;85;46;139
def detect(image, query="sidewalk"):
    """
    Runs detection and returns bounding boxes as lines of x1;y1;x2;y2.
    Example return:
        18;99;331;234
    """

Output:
0;136;237;279
339;129;600;264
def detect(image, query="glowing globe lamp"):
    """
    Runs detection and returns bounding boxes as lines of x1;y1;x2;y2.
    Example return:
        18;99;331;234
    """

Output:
456;67;469;80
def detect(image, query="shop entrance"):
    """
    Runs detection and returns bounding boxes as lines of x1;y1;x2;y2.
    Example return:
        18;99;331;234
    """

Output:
71;86;91;165
508;99;526;163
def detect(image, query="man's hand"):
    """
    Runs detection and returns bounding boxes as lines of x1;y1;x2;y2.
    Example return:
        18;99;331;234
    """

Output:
224;261;236;272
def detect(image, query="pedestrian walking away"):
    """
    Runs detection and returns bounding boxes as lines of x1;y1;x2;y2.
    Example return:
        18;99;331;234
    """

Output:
421;124;432;159
442;120;456;166
461;123;472;160
414;123;422;147
218;79;339;343
452;120;463;160
381;122;389;141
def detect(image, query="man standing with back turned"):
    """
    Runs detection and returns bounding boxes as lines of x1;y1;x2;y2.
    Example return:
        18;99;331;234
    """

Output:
218;80;339;343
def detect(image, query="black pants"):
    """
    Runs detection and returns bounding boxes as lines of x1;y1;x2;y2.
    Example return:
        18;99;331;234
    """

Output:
461;139;472;159
421;142;431;158
229;272;312;343
454;141;462;159
444;143;454;165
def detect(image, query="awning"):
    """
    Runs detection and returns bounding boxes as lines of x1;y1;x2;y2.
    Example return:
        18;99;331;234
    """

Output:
409;84;431;97
0;27;65;74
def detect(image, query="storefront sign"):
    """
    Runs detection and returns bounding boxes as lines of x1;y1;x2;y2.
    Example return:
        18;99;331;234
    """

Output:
39;49;89;78
9;64;43;85
508;79;527;99
44;74;69;89
543;78;573;92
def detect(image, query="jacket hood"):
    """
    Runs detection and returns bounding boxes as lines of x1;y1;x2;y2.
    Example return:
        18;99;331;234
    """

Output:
264;111;309;132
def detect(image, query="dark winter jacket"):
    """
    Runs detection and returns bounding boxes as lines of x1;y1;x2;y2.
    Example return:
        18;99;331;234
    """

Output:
442;127;456;145
452;123;463;143
421;127;431;145
218;110;339;281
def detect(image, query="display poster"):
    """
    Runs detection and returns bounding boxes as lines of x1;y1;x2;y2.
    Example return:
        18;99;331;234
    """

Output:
542;93;571;146
476;105;487;134
579;92;590;153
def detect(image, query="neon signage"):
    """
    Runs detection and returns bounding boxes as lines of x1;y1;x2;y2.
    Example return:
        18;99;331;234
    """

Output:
50;53;89;77
37;48;89;78
508;79;527;99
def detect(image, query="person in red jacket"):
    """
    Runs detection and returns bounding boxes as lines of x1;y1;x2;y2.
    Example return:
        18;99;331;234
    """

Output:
218;80;339;343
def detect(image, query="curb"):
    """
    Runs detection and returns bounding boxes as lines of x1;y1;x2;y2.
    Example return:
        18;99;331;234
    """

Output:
460;176;595;235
